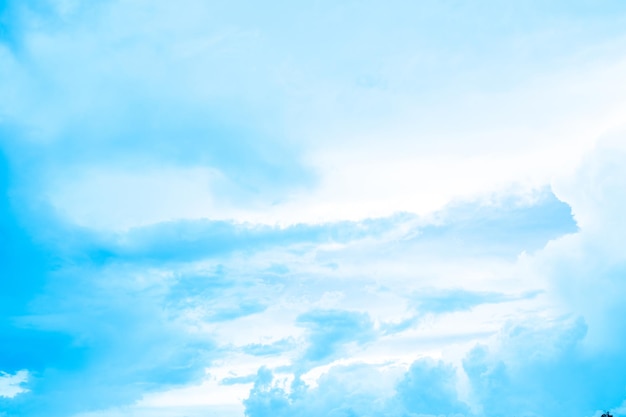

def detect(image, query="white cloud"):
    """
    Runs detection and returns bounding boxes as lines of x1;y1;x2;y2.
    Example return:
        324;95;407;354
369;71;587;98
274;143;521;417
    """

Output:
535;134;626;349
4;0;626;231
0;370;29;398
3;2;626;416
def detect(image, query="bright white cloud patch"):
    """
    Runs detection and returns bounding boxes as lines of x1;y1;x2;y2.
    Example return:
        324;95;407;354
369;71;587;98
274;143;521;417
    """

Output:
0;370;29;399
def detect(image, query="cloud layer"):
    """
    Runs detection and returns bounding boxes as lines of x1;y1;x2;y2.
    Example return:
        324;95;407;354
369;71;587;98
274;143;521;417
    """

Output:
2;1;626;417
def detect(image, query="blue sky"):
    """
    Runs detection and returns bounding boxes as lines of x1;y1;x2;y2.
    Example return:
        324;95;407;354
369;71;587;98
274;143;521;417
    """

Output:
2;1;626;416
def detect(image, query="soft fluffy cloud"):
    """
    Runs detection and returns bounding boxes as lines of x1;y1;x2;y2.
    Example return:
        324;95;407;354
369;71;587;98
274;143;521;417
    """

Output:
241;315;624;417
2;1;626;417
542;136;626;350
237;137;626;417
244;359;469;417
0;371;28;399
3;0;626;227
0;183;573;416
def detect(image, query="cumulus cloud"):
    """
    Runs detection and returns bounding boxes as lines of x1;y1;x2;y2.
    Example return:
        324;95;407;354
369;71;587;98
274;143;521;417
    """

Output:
238;137;626;417
241;315;624;417
539;137;626;356
244;359;469;417
0;183;575;416
460;314;626;417
2;1;626;417
0;164;582;416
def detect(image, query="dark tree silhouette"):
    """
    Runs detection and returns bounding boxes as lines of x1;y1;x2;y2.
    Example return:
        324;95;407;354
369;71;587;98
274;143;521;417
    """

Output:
601;412;613;417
